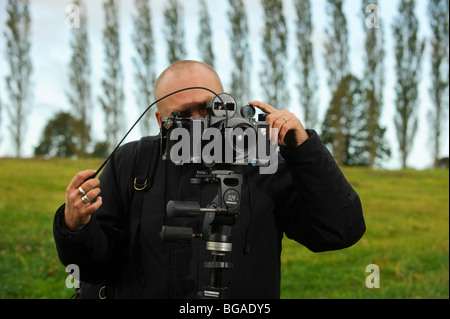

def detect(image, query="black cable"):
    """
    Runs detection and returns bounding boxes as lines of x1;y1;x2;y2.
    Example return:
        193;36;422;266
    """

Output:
91;86;224;178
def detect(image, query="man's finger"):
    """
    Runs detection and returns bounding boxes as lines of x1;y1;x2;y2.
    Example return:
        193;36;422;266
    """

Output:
80;178;101;195
85;196;103;214
278;119;295;144
248;100;277;114
67;170;97;192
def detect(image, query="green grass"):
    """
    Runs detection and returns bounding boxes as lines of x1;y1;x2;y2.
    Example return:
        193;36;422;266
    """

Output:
0;158;448;298
280;168;449;299
0;157;103;298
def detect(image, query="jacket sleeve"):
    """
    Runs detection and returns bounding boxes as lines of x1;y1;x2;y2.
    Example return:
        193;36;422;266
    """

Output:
53;142;136;284
277;129;365;252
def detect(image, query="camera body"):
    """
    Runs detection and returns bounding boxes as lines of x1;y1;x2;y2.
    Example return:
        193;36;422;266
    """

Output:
160;93;270;167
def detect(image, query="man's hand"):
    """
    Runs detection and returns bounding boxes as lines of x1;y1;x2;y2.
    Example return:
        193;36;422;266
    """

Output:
249;100;309;148
64;170;102;232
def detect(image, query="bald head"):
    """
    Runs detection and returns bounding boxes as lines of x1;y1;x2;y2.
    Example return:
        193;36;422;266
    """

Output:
155;61;223;106
153;61;224;123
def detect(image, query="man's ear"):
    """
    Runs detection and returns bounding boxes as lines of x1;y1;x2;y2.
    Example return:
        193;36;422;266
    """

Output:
155;110;163;128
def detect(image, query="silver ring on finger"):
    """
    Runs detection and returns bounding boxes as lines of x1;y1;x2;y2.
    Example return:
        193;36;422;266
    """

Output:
78;186;86;196
281;116;288;123
81;194;90;204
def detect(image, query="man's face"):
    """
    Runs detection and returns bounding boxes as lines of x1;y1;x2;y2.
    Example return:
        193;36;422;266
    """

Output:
155;66;223;127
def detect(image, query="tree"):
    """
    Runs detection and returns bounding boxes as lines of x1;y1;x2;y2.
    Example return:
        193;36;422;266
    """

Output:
321;75;368;166
428;0;449;168
3;0;33;158
66;0;91;156
98;0;125;151
227;0;252;103
260;0;289;108
163;0;186;64
392;0;425;168
294;0;318;129
0;95;3;147
132;0;156;136
361;0;390;167
197;0;215;67
34;112;88;158
323;0;349;92
91;141;109;159
322;0;354;164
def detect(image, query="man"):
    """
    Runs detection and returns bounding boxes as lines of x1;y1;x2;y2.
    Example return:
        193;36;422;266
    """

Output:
54;60;365;298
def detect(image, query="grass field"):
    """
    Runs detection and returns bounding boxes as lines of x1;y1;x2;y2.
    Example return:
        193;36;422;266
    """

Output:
0;157;448;299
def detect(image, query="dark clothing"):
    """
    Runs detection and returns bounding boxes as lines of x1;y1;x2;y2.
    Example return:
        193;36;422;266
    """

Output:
53;130;365;298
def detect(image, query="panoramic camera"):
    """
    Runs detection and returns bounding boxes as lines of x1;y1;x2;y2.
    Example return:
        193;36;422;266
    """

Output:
160;93;270;167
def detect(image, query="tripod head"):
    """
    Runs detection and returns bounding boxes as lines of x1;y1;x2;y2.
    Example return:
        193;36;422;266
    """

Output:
159;168;243;298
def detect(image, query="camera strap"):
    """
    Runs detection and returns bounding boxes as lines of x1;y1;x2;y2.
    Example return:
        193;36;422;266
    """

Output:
129;135;160;285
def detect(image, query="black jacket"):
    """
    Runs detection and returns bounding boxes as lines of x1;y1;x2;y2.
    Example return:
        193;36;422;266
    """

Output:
53;130;365;298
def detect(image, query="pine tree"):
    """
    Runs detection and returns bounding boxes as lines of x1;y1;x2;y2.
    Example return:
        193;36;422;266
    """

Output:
260;0;289;108
66;0;91;156
392;0;425;168
163;0;186;64
98;0;125;151
197;0;214;67
294;0;318;129
322;74;366;166
3;0;33;158
428;0;449;168
227;0;252;103
132;0;156;136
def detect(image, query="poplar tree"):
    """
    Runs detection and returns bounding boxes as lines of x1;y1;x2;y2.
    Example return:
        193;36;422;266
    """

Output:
323;0;349;92
260;0;289;108
428;0;449;168
3;0;33;158
321;0;353;164
294;0;318;129
132;0;156;136
392;0;425;168
361;0;390;167
0;96;3;147
164;0;186;64
66;0;91;156
197;0;215;67
98;0;125;151
227;0;252;103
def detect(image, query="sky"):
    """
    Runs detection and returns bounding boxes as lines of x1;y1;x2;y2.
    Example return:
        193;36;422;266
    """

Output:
0;0;448;169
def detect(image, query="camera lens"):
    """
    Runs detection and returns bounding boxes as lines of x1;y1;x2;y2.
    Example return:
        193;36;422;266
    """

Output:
240;105;255;118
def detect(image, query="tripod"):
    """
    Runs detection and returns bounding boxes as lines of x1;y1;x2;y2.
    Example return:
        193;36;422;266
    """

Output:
160;169;242;298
